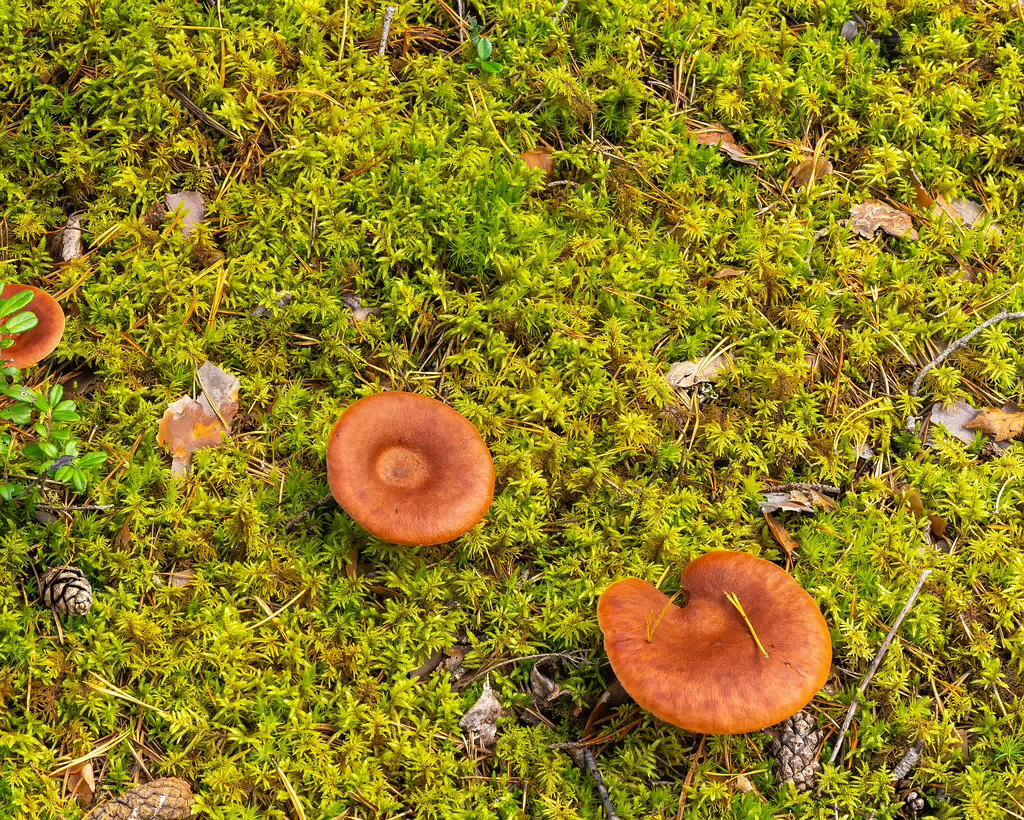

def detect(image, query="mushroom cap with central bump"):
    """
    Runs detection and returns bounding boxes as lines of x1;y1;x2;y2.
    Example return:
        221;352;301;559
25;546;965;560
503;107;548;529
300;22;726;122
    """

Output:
597;551;832;735
0;284;66;369
326;392;495;546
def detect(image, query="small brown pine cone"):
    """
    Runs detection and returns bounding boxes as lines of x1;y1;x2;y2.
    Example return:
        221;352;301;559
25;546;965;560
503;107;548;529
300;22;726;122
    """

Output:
85;778;193;819
40;566;93;616
769;710;825;791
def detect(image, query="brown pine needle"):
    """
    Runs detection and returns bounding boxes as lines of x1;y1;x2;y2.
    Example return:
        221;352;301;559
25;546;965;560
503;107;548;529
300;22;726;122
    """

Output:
725;592;769;658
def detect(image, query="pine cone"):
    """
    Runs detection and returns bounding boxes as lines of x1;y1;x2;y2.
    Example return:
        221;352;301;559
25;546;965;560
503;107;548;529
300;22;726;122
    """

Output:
85;778;193;819
769;710;824;791
40;566;93;616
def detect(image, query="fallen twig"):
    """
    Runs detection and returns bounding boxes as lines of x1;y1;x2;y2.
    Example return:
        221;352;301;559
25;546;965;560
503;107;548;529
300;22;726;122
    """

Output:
453;651;589;692
551;742;621;820
284;492;334;532
828;569;932;765
768;482;840;495
377;6;397;56
582;747;621;820
910;311;1024;398
891;739;924;780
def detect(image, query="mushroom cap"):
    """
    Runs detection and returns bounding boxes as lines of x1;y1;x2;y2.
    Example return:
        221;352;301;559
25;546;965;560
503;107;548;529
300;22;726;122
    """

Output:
597;551;832;734
326;392;495;546
0;284;66;369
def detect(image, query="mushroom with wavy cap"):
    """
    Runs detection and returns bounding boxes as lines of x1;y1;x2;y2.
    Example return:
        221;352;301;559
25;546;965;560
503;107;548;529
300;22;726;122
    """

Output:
597;551;832;735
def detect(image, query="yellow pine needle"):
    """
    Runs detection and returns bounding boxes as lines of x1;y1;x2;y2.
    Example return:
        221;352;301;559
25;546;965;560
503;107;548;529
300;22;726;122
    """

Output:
645;590;682;644
725;592;769;658
275;758;307;820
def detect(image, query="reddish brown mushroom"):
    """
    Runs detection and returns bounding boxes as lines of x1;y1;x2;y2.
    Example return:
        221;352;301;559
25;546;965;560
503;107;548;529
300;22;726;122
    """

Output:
326;392;495;546
0;284;66;369
597;551;831;735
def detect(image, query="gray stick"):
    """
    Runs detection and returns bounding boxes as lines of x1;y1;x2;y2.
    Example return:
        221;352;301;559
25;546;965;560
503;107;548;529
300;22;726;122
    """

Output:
910;311;1024;397
828;569;932;765
377;6;396;56
583;748;622;820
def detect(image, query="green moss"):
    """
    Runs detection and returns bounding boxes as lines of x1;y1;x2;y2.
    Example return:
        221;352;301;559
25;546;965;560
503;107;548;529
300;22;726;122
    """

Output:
2;0;1024;816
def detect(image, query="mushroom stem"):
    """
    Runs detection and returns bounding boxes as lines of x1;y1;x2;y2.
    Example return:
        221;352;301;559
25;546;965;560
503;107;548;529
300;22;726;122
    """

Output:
725;592;770;658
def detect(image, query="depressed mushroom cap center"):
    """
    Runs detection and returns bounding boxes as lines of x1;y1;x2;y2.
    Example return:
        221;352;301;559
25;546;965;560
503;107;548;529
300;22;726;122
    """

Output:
376;445;430;489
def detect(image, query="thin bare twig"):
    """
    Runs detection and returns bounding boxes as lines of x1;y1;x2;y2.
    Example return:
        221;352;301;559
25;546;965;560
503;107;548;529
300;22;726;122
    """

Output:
453;651;590;692
910;311;1024;397
828;569;932;765
582;748;621;820
377;6;397;56
891;740;925;780
284;492;334;532
768;482;840;495
550;742;621;820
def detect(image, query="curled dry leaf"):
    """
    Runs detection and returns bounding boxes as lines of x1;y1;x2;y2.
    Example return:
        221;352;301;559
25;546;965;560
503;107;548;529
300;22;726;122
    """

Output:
64;760;96;807
666;353;732;390
48;213;84;263
84;777;193;820
157;362;240;476
758;488;837;514
763;512;799;559
964;404;1024;442
850;199;918;240
789;156;833;189
459;677;502;751
343;294;382;324
164;192;206;238
521;150;554;176
691;124;759;167
529;660;561;709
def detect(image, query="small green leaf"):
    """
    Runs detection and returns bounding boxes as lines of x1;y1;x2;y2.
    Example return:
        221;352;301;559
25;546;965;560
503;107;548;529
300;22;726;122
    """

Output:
0;290;34;319
0;406;31;424
480;60;503;73
48;385;63;405
77;452;107;469
54;465;74;482
2;311;38;335
476;37;492;59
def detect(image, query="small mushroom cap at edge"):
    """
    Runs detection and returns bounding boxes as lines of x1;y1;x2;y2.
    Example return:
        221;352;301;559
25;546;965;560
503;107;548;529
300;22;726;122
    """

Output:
0;284;66;369
326;392;495;546
597;551;832;735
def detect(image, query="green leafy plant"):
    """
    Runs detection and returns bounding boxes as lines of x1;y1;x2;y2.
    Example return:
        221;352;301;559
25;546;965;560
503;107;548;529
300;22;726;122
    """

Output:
465;17;502;73
0;286;105;501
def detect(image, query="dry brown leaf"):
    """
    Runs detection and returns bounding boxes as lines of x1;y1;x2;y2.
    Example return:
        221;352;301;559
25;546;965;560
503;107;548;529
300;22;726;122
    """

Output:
850;199;918;240
964;406;1024;442
521;150;554;176
904;164;935;210
64;760;95;807
164;191;206;238
460;677;502;751
763;512;800;558
789;156;833;189
691;124;760;167
156;362;240;476
666;353;732;390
